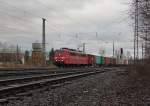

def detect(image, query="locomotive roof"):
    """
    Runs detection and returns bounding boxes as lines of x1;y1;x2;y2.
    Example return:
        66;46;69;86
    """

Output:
61;48;82;52
56;48;86;54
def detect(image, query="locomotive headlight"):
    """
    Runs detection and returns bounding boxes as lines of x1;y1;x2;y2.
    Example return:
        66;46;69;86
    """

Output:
61;57;65;59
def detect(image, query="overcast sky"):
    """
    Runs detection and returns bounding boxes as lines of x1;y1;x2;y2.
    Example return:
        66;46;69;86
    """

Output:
0;0;135;56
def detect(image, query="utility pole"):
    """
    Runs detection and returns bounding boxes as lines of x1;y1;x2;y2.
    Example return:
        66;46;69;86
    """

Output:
16;44;19;64
42;18;46;66
83;43;86;53
113;41;115;58
96;32;98;38
75;33;78;39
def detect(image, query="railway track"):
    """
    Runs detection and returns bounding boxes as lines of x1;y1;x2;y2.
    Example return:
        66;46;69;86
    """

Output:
0;67;98;79
0;67;113;104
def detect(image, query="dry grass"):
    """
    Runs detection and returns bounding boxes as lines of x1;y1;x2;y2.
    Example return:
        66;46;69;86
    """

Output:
128;59;150;80
0;63;57;70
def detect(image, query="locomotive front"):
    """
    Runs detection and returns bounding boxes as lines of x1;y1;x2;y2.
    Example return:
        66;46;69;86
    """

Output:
53;50;67;66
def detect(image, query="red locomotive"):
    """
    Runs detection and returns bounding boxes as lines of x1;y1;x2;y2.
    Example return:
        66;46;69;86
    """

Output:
53;48;94;67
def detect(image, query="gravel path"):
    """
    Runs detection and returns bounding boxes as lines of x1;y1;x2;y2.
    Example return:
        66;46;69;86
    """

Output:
1;67;150;106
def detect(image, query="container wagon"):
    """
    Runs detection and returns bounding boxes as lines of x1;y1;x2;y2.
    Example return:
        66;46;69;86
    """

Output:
104;57;110;66
94;56;104;67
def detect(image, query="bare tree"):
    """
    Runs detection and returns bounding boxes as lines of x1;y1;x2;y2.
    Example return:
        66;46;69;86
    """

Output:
132;0;150;59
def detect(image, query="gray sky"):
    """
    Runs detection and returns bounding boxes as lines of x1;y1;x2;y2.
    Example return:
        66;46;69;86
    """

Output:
0;0;134;56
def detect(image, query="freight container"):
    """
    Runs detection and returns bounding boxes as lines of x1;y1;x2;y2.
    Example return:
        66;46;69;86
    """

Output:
94;56;104;66
101;56;105;65
104;57;110;65
117;59;124;65
123;59;128;65
109;58;117;65
109;58;113;65
112;58;117;65
87;54;94;65
95;56;101;65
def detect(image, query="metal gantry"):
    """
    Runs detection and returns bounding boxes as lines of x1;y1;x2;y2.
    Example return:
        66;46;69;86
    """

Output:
136;0;150;59
134;0;139;62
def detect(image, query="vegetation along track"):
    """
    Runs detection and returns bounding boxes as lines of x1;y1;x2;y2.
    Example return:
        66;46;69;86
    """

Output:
0;67;114;103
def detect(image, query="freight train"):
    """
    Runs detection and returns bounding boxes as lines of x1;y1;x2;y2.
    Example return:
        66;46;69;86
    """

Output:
53;48;128;67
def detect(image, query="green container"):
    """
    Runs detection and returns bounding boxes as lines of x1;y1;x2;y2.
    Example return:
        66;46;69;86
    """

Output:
100;56;104;64
95;56;101;65
110;58;115;65
95;56;104;65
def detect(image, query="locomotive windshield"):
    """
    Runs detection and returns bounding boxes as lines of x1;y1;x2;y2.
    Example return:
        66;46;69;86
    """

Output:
55;50;64;54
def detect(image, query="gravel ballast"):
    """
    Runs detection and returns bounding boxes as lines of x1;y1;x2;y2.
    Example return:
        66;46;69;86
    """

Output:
1;67;150;106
